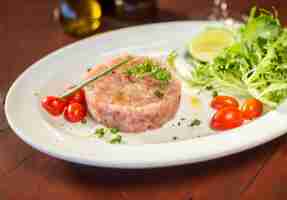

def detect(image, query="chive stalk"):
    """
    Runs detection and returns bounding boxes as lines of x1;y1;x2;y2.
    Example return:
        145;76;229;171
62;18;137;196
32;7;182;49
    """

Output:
60;58;132;98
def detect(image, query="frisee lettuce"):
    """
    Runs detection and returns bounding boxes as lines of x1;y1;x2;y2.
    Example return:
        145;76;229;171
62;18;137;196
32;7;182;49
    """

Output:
188;7;287;108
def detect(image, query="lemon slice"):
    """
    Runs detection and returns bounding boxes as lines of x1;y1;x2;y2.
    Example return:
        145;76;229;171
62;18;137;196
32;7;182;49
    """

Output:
189;27;235;62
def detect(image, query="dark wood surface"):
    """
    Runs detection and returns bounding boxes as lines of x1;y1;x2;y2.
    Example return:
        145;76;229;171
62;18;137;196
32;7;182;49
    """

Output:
2;0;287;199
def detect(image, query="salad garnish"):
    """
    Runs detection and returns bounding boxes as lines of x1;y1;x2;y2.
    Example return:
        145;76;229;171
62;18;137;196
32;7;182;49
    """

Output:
188;7;287;108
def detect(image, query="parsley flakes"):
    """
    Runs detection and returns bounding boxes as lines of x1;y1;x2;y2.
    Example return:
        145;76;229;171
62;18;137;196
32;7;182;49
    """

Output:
95;128;105;138
189;119;201;127
154;90;164;98
126;59;171;82
94;127;122;144
110;127;119;134
110;135;122;144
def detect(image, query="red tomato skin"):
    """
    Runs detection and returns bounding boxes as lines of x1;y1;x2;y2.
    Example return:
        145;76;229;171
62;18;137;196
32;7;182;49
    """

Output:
241;98;263;120
41;96;67;116
64;102;87;123
210;107;244;131
65;89;86;104
211;96;239;110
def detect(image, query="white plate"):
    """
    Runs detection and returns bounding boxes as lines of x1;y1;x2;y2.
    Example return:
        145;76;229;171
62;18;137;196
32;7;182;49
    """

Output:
5;21;287;169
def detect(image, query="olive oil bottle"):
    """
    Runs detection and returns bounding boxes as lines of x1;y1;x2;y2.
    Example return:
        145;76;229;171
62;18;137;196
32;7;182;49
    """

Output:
59;0;102;37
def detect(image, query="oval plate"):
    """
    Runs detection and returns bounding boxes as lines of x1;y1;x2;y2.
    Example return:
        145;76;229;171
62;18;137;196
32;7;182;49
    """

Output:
5;21;287;168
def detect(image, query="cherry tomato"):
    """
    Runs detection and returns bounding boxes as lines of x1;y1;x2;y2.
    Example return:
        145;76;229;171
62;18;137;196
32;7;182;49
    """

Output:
210;107;244;131
64;102;87;123
41;96;67;116
241;98;263;120
65;89;86;104
211;95;239;110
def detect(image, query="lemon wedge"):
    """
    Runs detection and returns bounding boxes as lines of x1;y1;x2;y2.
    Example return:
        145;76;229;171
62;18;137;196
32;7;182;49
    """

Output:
188;27;235;62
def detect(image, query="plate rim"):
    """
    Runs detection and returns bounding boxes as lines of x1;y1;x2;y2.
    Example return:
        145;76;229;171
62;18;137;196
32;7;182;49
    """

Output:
5;20;287;168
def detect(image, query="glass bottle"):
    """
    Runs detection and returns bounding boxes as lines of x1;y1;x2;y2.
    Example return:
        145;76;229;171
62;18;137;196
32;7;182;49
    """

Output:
59;0;102;37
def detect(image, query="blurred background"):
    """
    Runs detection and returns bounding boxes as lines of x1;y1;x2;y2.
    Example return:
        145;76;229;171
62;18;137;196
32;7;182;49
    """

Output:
53;0;287;37
6;0;287;38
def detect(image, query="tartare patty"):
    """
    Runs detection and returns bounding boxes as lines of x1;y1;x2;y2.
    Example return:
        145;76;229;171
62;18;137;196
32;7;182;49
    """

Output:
84;54;181;133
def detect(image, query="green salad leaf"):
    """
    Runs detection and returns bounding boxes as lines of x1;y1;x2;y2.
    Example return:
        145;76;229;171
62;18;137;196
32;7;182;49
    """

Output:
188;7;287;107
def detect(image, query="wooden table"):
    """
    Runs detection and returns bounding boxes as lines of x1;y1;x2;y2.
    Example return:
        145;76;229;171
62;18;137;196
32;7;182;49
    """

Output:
2;0;287;199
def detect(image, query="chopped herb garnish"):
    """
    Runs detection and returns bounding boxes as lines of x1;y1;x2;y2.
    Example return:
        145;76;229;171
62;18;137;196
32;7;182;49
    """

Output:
212;90;218;97
95;128;105;138
173;136;178;140
60;58;132;98
154;68;171;81
154;90;164;98
110;135;122;144
110;127;119;134
205;86;213;91
180;118;186;121
189;119;201;127
167;50;178;68
125;59;171;82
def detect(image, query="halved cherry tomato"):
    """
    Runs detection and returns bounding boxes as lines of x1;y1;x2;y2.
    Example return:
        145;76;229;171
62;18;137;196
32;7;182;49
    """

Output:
210;106;244;131
241;98;263;120
211;95;239;110
41;96;67;116
65;89;86;104
64;102;87;123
